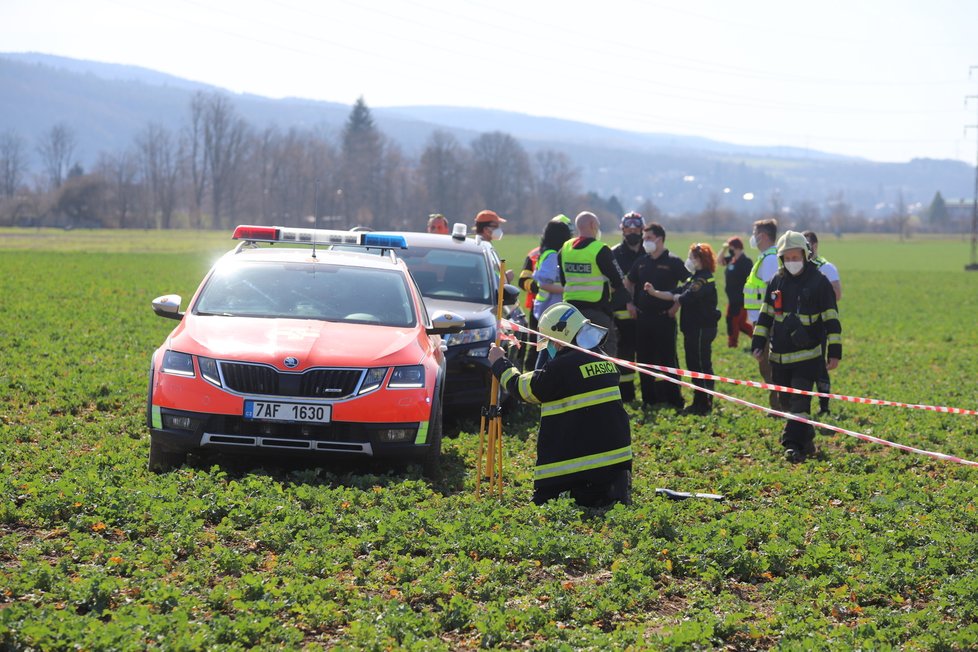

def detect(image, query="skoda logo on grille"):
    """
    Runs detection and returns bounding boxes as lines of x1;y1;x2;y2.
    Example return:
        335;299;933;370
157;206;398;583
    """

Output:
283;357;299;369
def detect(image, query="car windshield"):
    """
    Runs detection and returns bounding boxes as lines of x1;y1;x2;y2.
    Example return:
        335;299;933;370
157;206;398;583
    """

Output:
194;261;417;327
397;246;492;303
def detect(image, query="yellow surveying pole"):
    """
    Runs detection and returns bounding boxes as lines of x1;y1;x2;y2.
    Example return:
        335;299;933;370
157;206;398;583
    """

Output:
476;260;507;498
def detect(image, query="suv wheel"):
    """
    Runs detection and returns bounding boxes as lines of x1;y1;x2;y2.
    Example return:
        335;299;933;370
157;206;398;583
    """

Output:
148;439;187;473
422;400;443;478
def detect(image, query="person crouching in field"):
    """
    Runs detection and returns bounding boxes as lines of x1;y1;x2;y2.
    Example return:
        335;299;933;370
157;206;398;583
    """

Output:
643;243;721;415
751;231;842;463
487;302;632;507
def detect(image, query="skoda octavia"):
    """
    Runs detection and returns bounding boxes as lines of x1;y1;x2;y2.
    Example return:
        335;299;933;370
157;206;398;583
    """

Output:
146;225;463;472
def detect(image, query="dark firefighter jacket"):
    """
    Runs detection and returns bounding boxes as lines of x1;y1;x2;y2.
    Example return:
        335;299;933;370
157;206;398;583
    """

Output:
750;262;842;365
609;241;644;319
490;347;632;490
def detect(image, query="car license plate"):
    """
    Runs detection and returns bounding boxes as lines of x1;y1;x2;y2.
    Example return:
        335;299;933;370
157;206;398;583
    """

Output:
244;400;331;423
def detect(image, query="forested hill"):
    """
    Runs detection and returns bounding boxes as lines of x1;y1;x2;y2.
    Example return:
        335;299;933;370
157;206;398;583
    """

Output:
1;52;972;215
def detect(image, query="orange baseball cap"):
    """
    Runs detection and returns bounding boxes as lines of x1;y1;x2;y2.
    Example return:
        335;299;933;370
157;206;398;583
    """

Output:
475;209;506;225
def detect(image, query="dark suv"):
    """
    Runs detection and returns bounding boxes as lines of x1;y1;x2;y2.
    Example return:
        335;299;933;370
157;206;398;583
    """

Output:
345;231;519;410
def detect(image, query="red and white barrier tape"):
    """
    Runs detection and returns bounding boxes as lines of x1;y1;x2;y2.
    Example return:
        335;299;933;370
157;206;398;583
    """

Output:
500;318;977;416
499;318;978;466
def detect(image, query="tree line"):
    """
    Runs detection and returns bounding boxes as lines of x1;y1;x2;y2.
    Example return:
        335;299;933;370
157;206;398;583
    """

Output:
0;92;965;236
0;93;613;233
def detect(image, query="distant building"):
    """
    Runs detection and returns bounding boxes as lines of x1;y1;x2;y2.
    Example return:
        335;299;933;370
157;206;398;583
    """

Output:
943;199;977;232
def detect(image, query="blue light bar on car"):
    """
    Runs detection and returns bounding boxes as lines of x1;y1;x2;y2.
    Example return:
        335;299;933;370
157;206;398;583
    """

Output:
231;225;407;249
362;233;408;249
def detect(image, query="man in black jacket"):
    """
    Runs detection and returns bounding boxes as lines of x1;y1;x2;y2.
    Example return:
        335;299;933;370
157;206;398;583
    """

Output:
487;302;632;506
610;211;646;402
625;222;689;409
751;231;842;463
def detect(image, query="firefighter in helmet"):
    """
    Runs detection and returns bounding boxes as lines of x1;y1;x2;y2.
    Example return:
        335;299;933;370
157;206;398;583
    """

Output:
487;302;632;506
751;231;842;463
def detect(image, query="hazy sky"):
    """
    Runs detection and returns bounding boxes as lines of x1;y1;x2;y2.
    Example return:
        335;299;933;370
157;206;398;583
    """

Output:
3;0;978;164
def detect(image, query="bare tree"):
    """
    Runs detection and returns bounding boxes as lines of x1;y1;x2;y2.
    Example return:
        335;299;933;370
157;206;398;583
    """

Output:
36;122;77;190
769;189;783;221
182;92;209;228
827;192;850;236
94;150;141;228
379;140;424;230
793;200;821;232
419;130;467;221
469;131;532;229
136;123;179;228
701;192;721;236
636;199;663;223
894;190;909;241
534;149;580;219
0;130;29;199
202;93;250;228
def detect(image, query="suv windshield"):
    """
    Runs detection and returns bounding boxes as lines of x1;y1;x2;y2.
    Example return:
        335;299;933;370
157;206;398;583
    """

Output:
397;246;491;303
194;261;416;327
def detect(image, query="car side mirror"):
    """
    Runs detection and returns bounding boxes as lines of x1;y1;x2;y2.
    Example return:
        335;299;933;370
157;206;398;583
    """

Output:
427;310;465;335
502;284;520;306
152;294;184;320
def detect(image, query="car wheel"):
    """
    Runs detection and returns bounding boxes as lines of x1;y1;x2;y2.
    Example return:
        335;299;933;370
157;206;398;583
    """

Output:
148;439;187;473
422;400;443;478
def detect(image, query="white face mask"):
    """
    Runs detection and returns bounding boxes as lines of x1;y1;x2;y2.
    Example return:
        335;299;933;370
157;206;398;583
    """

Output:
684;258;697;274
784;260;804;275
749;234;758;250
493;228;503;241
642;240;657;254
594;229;602;241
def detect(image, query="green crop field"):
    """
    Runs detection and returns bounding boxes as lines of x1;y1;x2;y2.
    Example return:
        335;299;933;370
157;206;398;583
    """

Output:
2;228;977;650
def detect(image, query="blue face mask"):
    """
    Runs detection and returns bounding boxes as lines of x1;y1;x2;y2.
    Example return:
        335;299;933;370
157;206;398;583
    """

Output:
546;342;558;359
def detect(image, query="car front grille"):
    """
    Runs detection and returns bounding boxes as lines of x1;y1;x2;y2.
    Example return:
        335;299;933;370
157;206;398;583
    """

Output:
219;362;364;399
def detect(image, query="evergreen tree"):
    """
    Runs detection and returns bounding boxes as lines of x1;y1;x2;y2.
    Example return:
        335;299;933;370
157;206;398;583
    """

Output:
340;97;384;226
927;191;949;231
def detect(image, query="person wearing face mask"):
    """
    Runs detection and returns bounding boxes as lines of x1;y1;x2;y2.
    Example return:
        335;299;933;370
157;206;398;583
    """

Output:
558;211;628;361
743;219;781;410
609;212;646;401
474;209;506;244
645;243;721;415
624;222;689;410
486;302;632;507
473;209;514;282
750;231;842;463
802;230;842;416
719;237;754;348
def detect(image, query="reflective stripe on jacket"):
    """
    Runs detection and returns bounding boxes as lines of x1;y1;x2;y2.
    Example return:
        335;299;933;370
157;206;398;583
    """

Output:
490;347;632;488
743;247;777;312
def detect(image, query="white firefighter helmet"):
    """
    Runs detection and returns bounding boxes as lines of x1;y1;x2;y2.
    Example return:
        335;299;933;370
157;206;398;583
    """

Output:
536;302;608;350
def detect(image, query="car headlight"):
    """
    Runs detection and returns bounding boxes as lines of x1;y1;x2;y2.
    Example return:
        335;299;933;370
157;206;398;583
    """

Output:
359;368;388;394
388;365;425;389
161;350;195;377
198;356;222;386
444;326;494;347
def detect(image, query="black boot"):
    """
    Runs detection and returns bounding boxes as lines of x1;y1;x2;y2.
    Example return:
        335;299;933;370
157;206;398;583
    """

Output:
684;391;712;415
